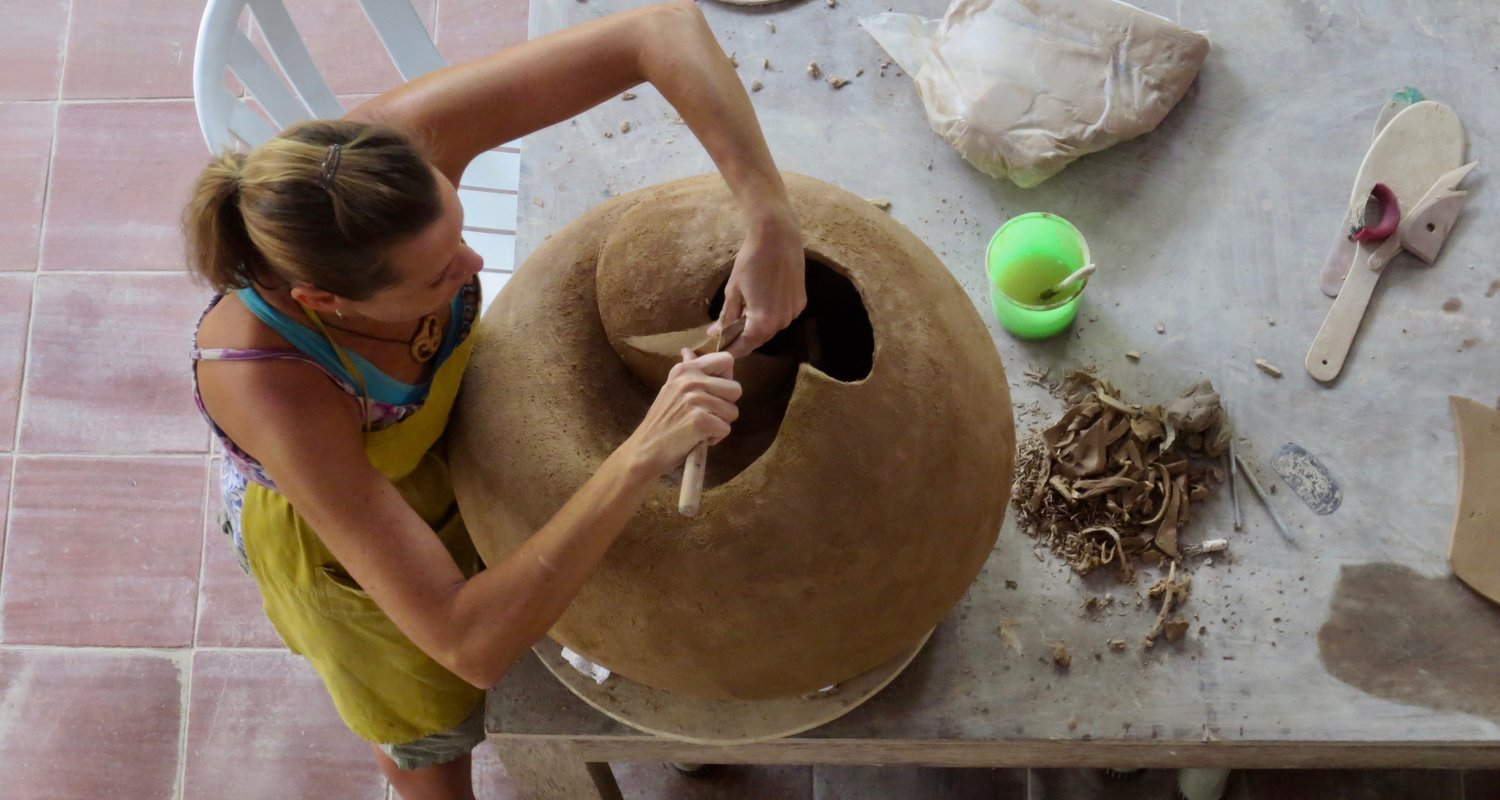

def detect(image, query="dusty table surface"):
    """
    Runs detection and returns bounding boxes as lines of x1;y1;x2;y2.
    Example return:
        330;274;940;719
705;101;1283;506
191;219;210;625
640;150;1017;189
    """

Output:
487;0;1500;767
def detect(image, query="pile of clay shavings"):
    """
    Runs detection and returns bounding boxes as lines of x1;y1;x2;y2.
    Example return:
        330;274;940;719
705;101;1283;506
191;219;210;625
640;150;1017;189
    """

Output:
1013;371;1231;586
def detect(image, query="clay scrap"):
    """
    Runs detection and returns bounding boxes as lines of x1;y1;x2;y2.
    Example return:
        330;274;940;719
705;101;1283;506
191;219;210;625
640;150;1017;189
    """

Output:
1146;562;1191;647
1013;371;1230;580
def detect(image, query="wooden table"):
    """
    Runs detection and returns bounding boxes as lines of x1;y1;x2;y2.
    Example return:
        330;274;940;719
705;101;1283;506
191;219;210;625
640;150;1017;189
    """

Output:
486;0;1500;796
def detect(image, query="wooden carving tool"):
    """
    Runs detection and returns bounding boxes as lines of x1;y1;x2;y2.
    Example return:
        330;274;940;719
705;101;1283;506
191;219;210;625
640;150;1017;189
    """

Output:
1316;100;1465;298
1234;453;1296;546
678;317;746;517
1306;161;1474;382
1224;400;1242;532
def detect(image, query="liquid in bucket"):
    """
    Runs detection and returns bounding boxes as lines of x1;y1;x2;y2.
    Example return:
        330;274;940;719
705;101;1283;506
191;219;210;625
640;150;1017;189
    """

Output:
996;254;1081;306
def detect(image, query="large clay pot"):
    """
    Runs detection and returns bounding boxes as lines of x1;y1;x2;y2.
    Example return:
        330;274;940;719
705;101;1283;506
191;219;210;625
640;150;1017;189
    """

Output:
450;173;1014;700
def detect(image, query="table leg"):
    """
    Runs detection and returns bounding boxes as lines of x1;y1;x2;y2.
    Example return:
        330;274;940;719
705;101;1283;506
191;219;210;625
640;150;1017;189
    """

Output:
496;739;622;800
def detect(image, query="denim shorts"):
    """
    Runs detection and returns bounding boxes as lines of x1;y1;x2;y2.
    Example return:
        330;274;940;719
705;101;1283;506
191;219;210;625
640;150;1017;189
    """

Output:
220;510;486;770
378;702;486;770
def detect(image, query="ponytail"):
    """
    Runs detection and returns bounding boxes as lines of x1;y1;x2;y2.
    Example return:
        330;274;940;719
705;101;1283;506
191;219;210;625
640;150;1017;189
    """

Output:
180;119;441;299
183;151;272;292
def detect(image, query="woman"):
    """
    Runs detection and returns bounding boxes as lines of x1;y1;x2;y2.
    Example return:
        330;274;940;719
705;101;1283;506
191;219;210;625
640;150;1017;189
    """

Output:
184;3;805;797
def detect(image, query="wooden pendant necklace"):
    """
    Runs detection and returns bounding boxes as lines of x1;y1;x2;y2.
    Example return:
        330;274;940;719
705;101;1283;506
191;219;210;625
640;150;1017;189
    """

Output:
323;313;444;363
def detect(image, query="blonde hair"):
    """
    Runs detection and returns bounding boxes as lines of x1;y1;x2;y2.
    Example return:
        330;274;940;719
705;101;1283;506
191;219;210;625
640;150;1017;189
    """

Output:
182;119;440;300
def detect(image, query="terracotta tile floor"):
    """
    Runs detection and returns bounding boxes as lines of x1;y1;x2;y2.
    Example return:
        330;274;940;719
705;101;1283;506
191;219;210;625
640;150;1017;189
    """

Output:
0;1;1492;798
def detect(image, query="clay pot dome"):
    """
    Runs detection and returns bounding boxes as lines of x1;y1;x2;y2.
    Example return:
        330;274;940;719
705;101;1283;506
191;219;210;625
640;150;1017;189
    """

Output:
450;173;1014;700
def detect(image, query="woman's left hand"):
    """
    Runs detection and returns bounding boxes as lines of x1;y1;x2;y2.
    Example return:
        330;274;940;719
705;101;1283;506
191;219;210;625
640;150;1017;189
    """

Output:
711;210;806;358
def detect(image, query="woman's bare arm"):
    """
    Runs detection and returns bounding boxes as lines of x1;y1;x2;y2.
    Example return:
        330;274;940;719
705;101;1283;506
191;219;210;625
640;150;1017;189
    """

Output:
346;1;805;354
199;350;739;688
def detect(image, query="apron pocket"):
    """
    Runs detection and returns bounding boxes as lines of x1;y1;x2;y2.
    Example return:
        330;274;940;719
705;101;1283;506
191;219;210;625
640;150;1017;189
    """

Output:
315;565;386;619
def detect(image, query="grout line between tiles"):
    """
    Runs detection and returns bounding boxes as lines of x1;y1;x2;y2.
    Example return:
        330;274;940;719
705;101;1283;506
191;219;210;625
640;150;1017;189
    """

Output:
14;160;58;437
0;642;261;655
14;0;73;454
51;1;72;103
174;646;193;800
56;96;197;106
7;452;211;461
177;451;215;797
0;90;61;620
193;455;213;649
33;269;203;276
53;0;144;114
0;457;14;642
2;276;35;456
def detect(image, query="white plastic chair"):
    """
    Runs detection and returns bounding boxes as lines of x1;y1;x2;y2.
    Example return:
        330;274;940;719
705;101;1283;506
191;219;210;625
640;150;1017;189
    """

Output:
191;0;518;294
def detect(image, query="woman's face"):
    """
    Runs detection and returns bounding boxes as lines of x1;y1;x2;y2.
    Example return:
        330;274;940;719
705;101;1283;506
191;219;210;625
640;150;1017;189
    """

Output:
344;167;485;323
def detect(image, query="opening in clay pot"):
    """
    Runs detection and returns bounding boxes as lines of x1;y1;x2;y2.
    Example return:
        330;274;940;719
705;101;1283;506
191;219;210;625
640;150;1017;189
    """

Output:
710;258;874;382
688;258;875;489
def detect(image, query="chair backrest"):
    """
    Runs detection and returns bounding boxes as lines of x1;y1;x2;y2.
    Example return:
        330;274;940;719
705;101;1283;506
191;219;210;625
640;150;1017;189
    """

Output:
191;0;521;283
192;0;444;153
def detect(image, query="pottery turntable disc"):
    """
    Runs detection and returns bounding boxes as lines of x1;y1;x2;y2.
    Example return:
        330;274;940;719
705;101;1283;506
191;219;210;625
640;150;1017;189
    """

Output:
533;630;932;744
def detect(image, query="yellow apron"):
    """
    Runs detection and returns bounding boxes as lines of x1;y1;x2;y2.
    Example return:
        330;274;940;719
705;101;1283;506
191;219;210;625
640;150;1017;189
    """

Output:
240;316;484;745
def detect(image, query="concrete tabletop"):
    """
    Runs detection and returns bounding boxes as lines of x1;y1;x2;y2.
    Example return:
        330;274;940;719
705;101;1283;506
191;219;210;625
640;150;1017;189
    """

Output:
488;0;1500;762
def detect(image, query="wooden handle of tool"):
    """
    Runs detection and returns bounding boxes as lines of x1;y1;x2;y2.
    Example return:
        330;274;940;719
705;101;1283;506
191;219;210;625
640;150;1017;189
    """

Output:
678;441;708;517
1318;216;1359;298
675;318;741;518
1306;242;1392;382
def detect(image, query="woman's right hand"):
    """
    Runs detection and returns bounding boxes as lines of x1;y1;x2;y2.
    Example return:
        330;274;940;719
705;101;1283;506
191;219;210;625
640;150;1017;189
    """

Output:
623;349;741;479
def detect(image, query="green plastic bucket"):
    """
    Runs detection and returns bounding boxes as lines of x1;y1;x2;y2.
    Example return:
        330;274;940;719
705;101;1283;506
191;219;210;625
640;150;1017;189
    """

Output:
985;213;1091;340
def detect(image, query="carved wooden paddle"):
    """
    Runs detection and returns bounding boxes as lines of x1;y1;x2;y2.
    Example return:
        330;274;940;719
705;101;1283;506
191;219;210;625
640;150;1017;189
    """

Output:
1306;162;1474;382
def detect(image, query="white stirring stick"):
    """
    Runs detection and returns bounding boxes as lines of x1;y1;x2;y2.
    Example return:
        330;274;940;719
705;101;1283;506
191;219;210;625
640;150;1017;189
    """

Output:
1038;263;1097;302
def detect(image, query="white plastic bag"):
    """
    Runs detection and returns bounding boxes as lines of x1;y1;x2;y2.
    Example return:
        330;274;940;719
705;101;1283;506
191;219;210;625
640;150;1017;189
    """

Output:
861;0;1209;187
